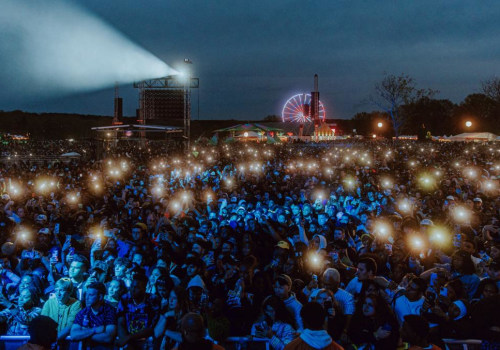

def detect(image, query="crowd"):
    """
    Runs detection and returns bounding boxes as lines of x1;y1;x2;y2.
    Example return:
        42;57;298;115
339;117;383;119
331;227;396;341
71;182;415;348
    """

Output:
0;138;499;350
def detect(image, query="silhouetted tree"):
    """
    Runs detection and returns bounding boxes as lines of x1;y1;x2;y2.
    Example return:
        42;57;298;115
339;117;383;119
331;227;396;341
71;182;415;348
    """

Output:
370;73;437;138
482;77;500;103
401;98;456;135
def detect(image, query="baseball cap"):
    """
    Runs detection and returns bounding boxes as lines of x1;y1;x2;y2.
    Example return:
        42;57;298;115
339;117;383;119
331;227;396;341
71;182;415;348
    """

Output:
276;274;292;287
36;214;47;222
420;219;434;226
473;197;482;203
446;196;455;201
276;241;290;250
38;228;51;235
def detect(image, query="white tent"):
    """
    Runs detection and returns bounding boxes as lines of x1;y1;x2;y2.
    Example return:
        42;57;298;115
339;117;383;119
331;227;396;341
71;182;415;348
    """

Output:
448;132;498;141
61;152;81;157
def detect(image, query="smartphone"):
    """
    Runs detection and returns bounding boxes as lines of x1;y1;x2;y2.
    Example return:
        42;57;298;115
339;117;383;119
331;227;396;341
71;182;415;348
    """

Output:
51;249;59;263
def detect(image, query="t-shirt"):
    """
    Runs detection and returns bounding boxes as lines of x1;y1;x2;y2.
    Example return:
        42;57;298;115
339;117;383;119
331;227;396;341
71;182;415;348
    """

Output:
117;293;161;335
394;295;424;325
345;276;363;296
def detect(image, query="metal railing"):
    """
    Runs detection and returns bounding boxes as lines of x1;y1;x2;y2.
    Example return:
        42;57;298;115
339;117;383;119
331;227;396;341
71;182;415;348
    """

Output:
0;336;485;350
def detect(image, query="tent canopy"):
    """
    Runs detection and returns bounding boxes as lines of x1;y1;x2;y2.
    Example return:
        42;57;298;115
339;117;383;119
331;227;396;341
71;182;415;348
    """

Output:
214;123;283;133
448;132;498;141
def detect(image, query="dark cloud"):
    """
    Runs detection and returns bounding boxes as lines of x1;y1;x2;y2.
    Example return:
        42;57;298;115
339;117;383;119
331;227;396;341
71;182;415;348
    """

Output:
1;0;499;119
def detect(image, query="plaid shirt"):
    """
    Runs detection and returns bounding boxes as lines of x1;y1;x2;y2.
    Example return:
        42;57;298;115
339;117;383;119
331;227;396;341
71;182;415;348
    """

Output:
74;302;117;328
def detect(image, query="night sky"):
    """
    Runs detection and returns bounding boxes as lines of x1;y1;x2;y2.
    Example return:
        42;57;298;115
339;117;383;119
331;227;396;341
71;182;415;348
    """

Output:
1;0;499;120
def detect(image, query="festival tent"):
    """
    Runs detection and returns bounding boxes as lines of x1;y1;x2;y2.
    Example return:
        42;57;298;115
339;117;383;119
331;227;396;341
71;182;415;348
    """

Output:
447;132;498;141
60;152;81;157
213;123;283;133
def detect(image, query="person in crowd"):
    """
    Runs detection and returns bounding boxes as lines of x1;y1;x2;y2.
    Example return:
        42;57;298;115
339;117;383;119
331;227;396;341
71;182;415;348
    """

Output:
17;315;58;350
394;277;426;325
251;295;296;350
0;138;497;349
116;273;161;348
348;293;399;349
41;277;82;341
401;315;443;350
274;274;303;331
104;277;126;308
173;312;225;350
70;282;117;349
154;285;189;350
284;302;343;350
0;286;41;335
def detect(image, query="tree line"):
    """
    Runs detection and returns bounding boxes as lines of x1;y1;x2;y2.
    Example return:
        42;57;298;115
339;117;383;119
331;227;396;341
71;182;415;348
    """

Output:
357;74;500;137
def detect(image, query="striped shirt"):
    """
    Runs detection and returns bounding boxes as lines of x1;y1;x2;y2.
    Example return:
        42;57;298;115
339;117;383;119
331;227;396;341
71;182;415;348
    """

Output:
334;288;355;315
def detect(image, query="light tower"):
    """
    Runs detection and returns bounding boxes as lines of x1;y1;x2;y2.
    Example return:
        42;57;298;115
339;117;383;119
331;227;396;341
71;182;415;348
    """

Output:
112;82;123;125
311;74;320;142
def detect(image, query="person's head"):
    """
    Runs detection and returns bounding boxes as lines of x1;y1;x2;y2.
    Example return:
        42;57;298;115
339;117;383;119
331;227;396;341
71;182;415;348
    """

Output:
27;316;58;348
333;227;345;241
401;315;431;347
318;213;328;226
274;274;292;299
55;277;73;305
451;250;476;275
322;268;340;293
149;266;165;286
356;257;377;281
89;261;108;283
443;279;465;301
86;282;106;309
130;273;148;300
132;251;144;267
461;238;476;254
262;295;294;324
301;302;326;330
361;293;392;320
18;288;35;310
309;288;333;308
69;255;88;282
475;278;499;299
169;286;188;313
180;313;206;343
107;277;125;300
131;226;143;241
114;257;131;278
406;277;426;302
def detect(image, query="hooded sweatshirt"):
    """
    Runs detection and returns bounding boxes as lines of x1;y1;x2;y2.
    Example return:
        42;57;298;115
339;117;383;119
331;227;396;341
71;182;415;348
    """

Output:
284;329;344;350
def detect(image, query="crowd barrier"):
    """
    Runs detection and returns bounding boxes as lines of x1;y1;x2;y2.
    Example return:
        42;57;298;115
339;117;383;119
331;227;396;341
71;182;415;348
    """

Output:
0;336;485;350
443;339;482;350
0;336;270;350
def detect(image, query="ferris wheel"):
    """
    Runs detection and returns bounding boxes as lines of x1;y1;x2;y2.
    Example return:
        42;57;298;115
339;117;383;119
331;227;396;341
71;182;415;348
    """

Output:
281;93;325;123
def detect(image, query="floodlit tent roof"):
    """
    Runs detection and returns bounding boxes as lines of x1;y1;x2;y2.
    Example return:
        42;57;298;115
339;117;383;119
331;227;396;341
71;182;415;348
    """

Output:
61;152;81;157
448;132;498;141
213;123;283;133
91;124;183;133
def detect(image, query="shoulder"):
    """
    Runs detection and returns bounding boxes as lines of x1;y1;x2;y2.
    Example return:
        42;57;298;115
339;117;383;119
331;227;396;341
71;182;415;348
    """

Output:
284;336;303;349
